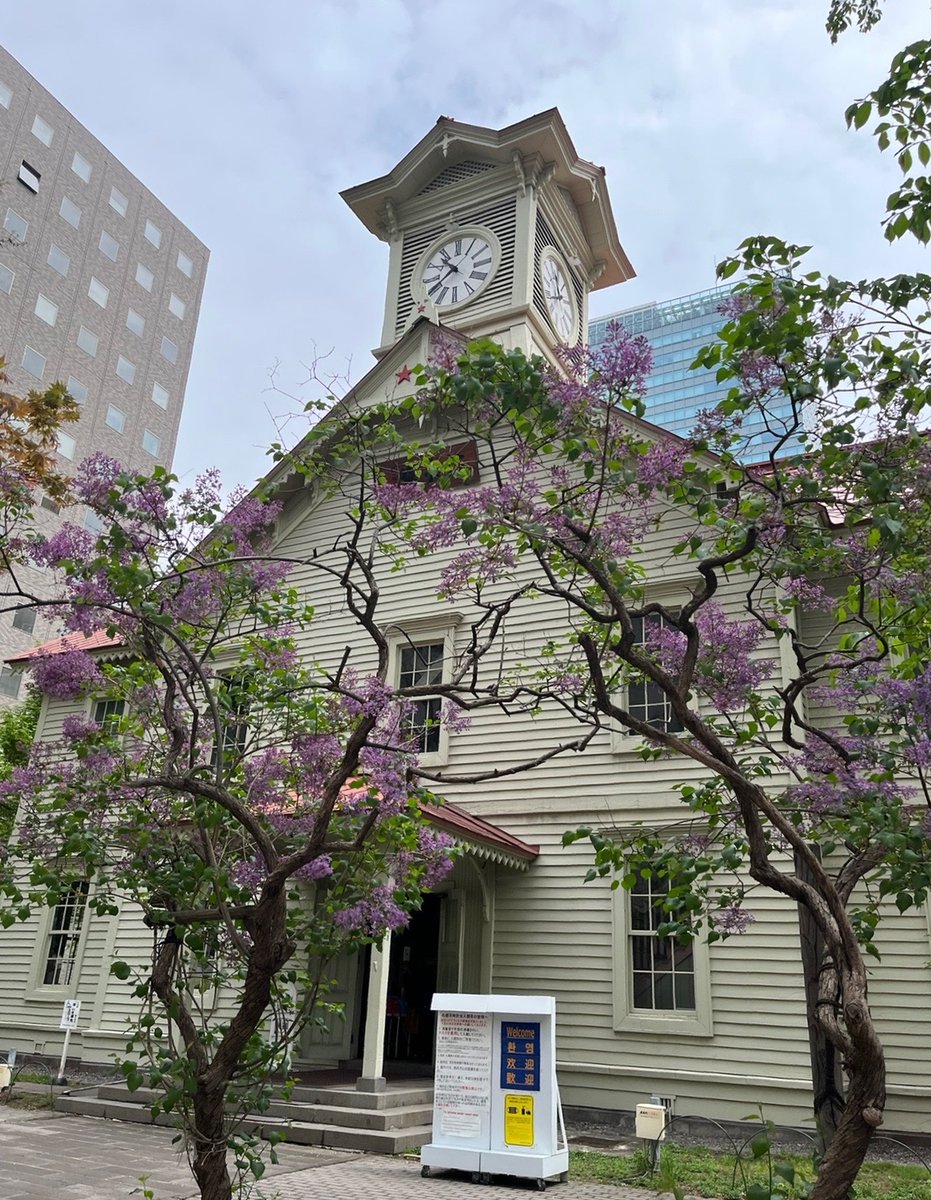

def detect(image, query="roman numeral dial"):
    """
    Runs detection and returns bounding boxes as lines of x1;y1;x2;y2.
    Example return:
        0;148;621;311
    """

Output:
419;232;496;309
541;249;577;344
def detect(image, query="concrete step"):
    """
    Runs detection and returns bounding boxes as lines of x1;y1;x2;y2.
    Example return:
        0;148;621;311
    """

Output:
56;1095;174;1126
263;1099;433;1130
288;1083;433;1110
56;1088;434;1155
254;1117;433;1154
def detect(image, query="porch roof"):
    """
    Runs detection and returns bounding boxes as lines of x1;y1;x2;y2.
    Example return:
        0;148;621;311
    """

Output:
421;800;538;870
5;629;123;663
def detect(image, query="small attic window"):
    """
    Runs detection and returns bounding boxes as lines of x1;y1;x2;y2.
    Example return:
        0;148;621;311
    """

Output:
379;440;479;487
18;161;40;193
418;160;496;196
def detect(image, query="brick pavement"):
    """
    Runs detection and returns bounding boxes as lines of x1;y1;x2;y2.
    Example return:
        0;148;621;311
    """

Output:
0;1107;652;1200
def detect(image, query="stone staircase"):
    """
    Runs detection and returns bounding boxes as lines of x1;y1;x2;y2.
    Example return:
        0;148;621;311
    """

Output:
55;1079;434;1154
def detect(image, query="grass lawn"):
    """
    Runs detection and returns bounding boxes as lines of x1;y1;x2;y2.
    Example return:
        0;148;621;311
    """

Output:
568;1145;931;1200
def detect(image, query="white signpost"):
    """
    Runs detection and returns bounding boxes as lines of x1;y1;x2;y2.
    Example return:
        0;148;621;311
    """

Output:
422;994;568;1190
54;999;81;1084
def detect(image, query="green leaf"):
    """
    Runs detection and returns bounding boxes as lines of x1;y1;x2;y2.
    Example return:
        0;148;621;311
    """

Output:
110;961;131;980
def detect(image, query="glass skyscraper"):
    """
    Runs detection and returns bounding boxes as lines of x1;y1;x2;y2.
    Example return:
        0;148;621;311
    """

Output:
588;284;798;461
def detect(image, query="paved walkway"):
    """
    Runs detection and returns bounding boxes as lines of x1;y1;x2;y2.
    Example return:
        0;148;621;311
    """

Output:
0;1106;652;1200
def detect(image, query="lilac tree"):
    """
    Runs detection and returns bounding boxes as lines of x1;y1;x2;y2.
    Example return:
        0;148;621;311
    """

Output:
0;460;458;1200
298;292;930;1200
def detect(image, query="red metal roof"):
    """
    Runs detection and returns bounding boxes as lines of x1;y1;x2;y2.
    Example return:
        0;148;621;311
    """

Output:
421;800;538;864
6;629;123;664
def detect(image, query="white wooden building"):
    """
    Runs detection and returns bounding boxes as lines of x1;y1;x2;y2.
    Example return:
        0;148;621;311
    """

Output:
2;111;930;1134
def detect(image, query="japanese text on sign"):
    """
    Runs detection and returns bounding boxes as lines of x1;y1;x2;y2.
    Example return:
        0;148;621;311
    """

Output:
500;1020;540;1092
59;999;81;1030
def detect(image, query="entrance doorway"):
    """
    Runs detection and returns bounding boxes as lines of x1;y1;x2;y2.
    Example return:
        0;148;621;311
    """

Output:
384;893;442;1064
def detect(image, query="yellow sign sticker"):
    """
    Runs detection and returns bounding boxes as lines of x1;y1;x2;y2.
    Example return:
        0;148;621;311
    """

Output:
504;1093;534;1146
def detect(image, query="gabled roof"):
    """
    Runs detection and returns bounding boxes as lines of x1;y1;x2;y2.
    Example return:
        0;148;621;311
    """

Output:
6;628;122;664
421;799;538;869
341;109;633;291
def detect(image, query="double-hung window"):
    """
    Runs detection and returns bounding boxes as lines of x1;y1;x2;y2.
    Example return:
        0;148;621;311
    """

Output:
389;616;460;766
628;614;684;733
612;869;712;1035
41;881;89;987
398;641;445;754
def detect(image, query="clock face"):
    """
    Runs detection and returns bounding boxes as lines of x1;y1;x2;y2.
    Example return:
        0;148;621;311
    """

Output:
421;234;494;308
542;253;576;342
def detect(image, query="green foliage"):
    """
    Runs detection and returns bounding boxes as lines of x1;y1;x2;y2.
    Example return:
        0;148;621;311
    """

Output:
568;1145;929;1200
0;688;40;841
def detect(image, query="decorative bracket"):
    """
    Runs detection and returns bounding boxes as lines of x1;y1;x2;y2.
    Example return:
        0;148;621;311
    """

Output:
512;150;527;197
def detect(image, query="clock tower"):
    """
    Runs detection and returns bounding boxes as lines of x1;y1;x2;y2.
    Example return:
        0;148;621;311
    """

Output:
341;110;634;367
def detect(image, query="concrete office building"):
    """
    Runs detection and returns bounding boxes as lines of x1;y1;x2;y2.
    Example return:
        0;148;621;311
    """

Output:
589;284;799;459
0;45;207;698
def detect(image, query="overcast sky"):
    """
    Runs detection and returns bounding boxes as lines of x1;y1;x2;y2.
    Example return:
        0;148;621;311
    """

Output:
2;2;928;488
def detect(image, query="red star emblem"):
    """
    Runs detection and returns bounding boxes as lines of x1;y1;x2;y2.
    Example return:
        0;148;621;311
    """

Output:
396;365;412;383
417;303;426;313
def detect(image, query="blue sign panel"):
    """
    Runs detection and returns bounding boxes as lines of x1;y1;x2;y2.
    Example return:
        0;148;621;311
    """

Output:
500;1020;540;1092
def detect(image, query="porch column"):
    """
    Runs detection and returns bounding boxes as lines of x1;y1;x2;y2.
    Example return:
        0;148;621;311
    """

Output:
356;930;391;1092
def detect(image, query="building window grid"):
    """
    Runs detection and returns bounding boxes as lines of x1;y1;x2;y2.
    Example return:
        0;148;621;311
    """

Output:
18;161;40;193
35;293;58;327
4;208;27;242
66;376;87;404
116;356;136;385
99;230;119;261
31;114;53;146
142;429;161;457
106;405;126;432
0;665;21;698
629;875;696;1012
160;336;178;364
47;244;70;276
42;881;89;986
126;308;145;336
71;152;92;183
59;196;81;229
0;81;11;109
151;382;169;409
22;346;46;379
0;263;14;294
93;698;125;733
144;219;162;248
57;431;76;460
109;187;128;217
88;277;109;308
77;326;99;357
12;606;36;634
135;262;154;291
398;641;444;754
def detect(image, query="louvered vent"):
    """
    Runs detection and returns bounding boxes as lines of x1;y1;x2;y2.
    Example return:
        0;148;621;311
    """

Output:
534;212;583;344
418;160;496;195
396;196;517;337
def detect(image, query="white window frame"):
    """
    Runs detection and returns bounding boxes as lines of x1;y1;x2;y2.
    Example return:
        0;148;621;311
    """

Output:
21;345;46;380
18;160;40;193
88;276;109;308
0;81;11;109
66;376;87;404
109;186;128;217
135;262;153;291
611;871;713;1036
126;307;145;336
27;879;91;997
142;429;161;457
99;230;119;262
168;292;185;319
59;196;81;229
116;356;136;386
177;249;193;277
0;263;13;294
34;293;58;327
610;592;692;754
47;243;70;276
57;430;76;460
77;325;99;357
4;207;27;242
31;114;53;146
387;614;461;768
160;336;178;364
71;151;92;183
144;219;162;248
150;382;169;409
106;405;126;433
